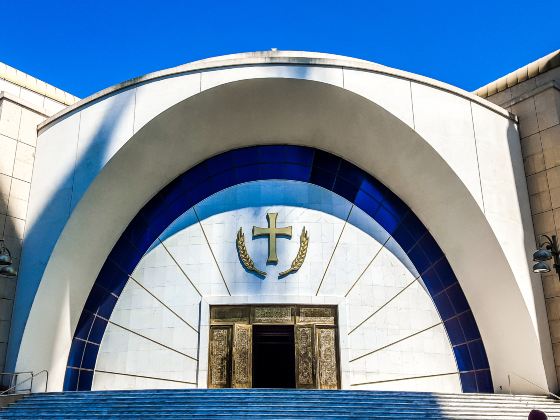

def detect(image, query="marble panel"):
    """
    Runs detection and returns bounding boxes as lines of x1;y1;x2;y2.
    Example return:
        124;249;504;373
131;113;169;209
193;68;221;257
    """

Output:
19;88;44;111
511;98;539;139
4;216;25;239
346;281;441;360
350;372;461;392
94;322;197;384
535;88;560;132
18;108;43;147
541;124;560;170
7;179;29;220
71;89;136;210
347;324;458;391
109;280;199;357
0;80;21;97
343;69;414;128
0;135;16;177
0;277;16;300
0;100;21;140
26;112;80;224
132;260;204;325
318;209;389;297
133;73;200;132
43;98;65;116
411;83;482;209
0;299;13;321
0;174;11;214
530;191;552;215
93;371;195;391
12;142;34;182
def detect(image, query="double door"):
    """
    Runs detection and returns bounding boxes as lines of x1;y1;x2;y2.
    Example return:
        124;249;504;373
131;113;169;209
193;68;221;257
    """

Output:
208;305;339;389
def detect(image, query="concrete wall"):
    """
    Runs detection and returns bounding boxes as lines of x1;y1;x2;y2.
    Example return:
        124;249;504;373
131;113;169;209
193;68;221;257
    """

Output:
483;66;560;388
0;63;77;375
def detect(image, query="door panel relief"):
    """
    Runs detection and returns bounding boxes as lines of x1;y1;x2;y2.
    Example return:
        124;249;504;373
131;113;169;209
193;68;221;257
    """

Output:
295;325;315;388
232;324;252;388
316;326;339;389
208;326;232;388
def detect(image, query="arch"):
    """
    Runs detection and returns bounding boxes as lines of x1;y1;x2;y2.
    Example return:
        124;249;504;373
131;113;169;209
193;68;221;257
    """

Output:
14;77;552;393
64;145;492;392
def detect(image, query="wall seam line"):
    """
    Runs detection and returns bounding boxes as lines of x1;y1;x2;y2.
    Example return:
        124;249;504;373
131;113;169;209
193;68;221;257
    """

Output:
470;101;486;214
409;81;416;130
193;206;231;296
109;320;198;361
315;203;354;296
349;321;443;362
128;274;199;333
157;237;203;298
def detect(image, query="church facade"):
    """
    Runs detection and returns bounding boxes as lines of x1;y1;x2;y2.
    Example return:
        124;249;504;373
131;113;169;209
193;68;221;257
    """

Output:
0;50;559;395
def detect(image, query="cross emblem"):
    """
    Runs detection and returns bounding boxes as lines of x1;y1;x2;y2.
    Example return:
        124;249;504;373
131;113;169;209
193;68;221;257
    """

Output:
252;213;292;263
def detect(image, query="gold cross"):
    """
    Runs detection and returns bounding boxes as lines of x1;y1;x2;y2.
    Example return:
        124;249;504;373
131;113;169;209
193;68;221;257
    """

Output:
252;213;292;264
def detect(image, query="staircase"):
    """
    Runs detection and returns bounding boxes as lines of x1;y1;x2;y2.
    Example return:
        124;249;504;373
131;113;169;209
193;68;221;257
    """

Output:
1;389;559;419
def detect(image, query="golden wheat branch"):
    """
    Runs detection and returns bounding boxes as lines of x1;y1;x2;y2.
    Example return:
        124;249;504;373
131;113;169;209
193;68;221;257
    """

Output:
236;228;267;277
279;227;309;277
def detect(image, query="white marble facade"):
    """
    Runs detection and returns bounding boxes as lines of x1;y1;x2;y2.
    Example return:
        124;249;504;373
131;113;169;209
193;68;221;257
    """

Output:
92;180;460;392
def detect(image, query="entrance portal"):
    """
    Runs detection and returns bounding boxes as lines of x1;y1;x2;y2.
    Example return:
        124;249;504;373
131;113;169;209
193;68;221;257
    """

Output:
252;325;295;388
208;305;340;389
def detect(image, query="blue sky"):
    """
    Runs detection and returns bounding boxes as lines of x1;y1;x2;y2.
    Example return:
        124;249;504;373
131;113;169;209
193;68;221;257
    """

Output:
1;1;558;98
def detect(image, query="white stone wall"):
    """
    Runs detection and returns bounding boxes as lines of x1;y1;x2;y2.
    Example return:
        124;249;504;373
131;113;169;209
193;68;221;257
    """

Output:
92;181;460;392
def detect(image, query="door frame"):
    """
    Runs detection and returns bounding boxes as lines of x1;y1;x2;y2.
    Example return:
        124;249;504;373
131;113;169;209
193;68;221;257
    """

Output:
208;305;340;389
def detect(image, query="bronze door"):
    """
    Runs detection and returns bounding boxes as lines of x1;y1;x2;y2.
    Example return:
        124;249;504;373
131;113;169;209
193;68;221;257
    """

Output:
295;324;340;389
232;324;252;388
208;326;232;388
315;325;339;389
295;325;315;388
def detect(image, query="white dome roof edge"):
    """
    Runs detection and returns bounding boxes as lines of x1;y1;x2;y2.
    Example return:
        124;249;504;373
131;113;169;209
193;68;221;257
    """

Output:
39;50;516;133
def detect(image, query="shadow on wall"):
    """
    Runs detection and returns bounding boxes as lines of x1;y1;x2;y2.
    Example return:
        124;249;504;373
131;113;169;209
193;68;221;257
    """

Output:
5;90;135;374
0;98;42;386
0;187;22;387
4;69;329;376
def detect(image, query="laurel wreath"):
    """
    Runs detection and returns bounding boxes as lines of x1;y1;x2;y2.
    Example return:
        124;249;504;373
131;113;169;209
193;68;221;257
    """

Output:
236;227;309;278
236;228;267;277
279;227;309;277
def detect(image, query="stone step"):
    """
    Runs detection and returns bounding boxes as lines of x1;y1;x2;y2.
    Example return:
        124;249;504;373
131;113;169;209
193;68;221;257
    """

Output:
10;399;559;409
3;406;557;416
14;397;558;408
0;412;549;419
26;389;551;398
17;391;556;402
1;389;558;419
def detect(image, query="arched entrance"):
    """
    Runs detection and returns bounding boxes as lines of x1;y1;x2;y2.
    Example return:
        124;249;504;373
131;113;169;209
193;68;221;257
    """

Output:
64;145;491;392
13;76;553;393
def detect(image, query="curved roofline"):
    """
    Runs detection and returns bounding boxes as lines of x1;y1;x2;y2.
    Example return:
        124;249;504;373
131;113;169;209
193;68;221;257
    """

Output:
39;50;515;132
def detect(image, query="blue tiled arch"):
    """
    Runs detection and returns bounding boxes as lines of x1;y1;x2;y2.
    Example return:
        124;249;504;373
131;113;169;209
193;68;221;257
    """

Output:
64;145;493;393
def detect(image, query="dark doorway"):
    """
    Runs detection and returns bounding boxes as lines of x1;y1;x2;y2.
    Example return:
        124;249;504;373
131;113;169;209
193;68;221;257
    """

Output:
252;325;296;388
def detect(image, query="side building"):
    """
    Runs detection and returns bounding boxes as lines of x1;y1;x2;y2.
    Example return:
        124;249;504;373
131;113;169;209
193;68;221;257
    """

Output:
0;63;79;374
476;49;560;385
